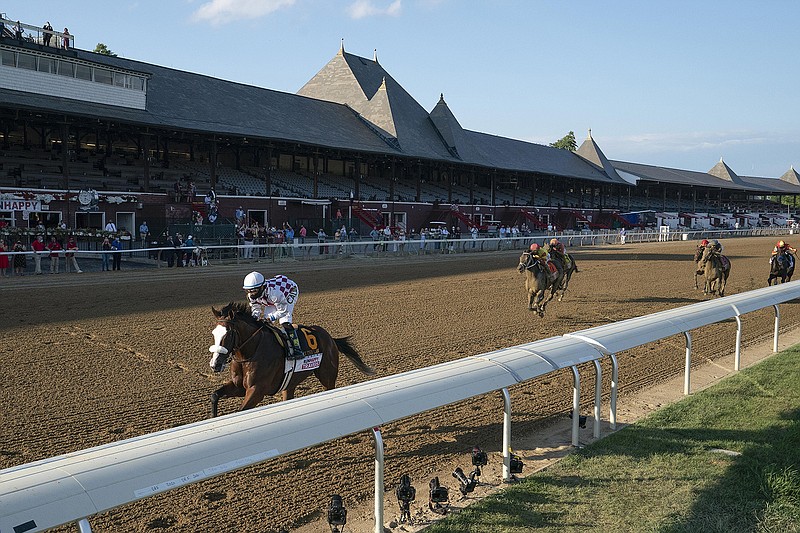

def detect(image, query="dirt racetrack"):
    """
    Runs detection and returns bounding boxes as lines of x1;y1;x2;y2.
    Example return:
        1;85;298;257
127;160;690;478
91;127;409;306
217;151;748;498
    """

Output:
1;235;798;532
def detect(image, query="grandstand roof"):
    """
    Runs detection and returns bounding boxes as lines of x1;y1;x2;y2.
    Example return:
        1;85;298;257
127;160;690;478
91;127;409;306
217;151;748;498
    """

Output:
611;160;769;192
299;47;619;182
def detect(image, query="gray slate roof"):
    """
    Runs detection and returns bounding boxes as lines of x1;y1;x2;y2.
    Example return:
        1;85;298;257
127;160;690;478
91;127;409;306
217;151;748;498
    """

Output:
611;160;765;192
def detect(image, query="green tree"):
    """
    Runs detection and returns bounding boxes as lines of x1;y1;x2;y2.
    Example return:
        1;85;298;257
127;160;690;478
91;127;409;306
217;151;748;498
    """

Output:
550;131;577;151
93;43;117;57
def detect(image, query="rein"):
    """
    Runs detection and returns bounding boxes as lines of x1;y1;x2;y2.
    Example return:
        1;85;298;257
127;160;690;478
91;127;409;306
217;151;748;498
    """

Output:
217;319;266;364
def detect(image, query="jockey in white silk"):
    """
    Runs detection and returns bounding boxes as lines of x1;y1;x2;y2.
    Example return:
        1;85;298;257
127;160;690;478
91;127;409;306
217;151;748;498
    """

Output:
242;271;303;358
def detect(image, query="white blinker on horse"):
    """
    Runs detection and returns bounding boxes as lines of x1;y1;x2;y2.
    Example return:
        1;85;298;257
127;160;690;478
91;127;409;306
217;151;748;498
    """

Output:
209;324;229;370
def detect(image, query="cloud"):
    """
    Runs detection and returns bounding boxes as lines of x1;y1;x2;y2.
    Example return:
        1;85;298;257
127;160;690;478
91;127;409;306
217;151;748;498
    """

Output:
610;130;776;154
347;0;402;19
191;0;296;25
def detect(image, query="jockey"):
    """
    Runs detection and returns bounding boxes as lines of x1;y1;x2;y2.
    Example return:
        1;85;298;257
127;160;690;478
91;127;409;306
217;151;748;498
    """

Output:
243;271;304;359
709;239;723;253
772;240;797;256
531;242;560;281
529;242;548;263
547;238;577;272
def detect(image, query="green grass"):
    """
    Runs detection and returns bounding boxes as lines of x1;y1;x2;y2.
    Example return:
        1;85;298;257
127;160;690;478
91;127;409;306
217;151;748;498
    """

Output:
425;348;800;533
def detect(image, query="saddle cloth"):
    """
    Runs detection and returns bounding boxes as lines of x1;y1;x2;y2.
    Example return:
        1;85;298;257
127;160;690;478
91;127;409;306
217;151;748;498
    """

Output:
275;325;323;394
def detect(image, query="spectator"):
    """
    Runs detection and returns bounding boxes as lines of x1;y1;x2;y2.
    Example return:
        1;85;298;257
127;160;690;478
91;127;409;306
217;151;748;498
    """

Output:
207;205;218;224
14;21;23;42
12;240;26;275
105;220;117;233
298;224;307;244
62;27;70;49
100;237;112;271
31;234;46;274
243;226;254;259
173;233;183;267
471;225;478;248
65;236;82;273
316;228;327;254
164;234;175;267
235;206;245;224
173;180;182;202
139;221;149;245
111;235;122;270
47;236;62;274
184;235;195;266
42;21;53;47
619;227;627;245
0;238;8;277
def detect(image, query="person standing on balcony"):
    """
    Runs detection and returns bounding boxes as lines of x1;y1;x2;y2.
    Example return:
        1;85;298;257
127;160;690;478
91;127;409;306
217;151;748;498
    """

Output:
42;21;53;46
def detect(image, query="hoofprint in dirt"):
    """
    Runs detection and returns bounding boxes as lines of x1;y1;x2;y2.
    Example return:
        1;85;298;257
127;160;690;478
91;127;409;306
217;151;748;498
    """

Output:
0;236;796;532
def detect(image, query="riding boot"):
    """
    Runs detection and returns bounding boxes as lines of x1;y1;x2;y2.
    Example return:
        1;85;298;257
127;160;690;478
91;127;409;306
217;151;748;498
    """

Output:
283;323;305;359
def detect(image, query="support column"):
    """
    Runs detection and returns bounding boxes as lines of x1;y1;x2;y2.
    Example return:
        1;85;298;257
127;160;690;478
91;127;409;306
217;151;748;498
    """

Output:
501;388;512;482
684;331;692;395
592;360;602;439
371;427;384;533
570;366;581;447
774;304;780;352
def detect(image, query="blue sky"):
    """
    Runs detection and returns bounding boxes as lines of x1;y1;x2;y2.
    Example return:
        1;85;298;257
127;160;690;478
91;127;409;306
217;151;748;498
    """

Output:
5;1;799;177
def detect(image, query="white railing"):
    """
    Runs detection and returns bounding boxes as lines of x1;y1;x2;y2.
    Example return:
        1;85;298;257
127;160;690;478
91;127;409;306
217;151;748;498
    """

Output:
2;227;788;270
3;281;800;532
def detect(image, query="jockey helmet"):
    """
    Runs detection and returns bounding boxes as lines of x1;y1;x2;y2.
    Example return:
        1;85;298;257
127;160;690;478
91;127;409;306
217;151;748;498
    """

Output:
243;271;266;298
549;238;559;246
530;243;540;252
778;240;786;248
700;239;709;246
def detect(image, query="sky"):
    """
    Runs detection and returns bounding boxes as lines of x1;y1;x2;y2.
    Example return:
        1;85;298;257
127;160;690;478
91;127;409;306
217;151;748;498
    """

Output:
5;0;799;178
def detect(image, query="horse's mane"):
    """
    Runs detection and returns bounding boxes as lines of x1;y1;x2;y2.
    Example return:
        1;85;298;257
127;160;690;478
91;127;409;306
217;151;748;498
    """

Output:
219;301;262;328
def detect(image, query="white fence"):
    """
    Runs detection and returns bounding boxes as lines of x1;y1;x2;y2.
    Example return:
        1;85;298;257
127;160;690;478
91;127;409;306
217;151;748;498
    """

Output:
4;226;789;269
2;282;800;533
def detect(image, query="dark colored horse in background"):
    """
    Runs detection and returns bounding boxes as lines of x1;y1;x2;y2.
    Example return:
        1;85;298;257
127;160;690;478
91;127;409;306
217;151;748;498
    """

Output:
768;250;795;285
555;253;579;300
517;252;564;317
699;247;731;296
208;302;375;417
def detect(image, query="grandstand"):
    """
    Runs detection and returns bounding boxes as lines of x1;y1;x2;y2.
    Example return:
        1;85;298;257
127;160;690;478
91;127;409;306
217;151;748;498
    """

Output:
1;16;799;237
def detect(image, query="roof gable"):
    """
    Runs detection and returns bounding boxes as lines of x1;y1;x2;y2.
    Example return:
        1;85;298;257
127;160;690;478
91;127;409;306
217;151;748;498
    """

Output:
707;158;745;185
780;166;800;186
575;130;627;184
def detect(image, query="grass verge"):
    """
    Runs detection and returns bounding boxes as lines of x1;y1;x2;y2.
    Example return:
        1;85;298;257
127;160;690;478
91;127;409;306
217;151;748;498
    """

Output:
425;347;800;532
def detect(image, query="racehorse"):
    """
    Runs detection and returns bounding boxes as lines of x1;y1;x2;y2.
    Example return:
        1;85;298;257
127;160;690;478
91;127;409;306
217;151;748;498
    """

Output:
208;302;375;417
768;249;795;285
693;246;705;290
555;254;579;300
699;247;731;296
517;251;564;317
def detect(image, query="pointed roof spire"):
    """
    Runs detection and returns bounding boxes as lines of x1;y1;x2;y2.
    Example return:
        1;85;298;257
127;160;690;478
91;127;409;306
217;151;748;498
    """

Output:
339;38;345;55
373;48;379;63
576;132;626;184
439;93;445;103
588;128;592;140
780;166;800;186
708;158;744;184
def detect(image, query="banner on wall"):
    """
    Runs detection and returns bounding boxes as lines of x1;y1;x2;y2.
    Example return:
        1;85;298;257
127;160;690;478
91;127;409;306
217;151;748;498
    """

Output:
0;200;42;211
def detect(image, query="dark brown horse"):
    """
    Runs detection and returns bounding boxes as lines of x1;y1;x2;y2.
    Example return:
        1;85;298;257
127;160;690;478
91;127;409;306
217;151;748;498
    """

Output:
208;302;375;417
768;249;795;285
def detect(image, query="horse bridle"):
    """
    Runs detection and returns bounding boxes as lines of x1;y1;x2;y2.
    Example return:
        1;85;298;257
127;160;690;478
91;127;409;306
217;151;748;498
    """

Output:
519;251;536;271
215;318;265;364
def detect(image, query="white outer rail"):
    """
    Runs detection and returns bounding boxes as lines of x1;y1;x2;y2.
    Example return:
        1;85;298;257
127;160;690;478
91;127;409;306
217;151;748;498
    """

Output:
2;282;800;532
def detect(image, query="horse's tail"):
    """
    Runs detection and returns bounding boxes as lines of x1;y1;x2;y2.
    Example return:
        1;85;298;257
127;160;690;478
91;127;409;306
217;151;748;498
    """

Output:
335;336;376;376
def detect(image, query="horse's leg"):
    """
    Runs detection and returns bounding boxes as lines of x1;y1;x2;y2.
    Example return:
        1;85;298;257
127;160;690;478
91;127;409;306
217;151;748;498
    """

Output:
239;384;269;410
210;382;244;418
282;388;294;401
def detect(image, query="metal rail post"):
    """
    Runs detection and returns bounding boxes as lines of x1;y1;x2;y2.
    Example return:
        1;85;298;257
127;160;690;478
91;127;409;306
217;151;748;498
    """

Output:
371;427;384;533
734;314;742;371
609;353;618;430
570;366;581;447
773;304;780;352
501;387;512;482
78;518;92;532
684;331;692;395
592;360;602;439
